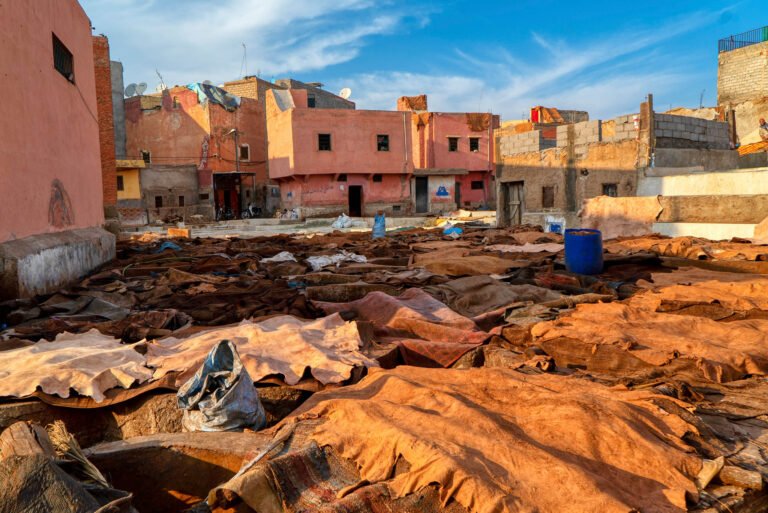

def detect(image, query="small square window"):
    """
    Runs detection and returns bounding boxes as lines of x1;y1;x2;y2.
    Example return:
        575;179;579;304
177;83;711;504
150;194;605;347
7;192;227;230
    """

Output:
603;183;618;197
116;175;124;191
337;173;347;182
373;174;383;182
199;193;210;200
542;186;555;208
448;137;459;152
239;144;250;161
471;180;483;190
308;95;316;108
393;205;401;212
178;195;185;207
141;150;151;164
318;133;332;151
469;138;480;152
377;134;390;151
155;196;163;208
52;33;74;83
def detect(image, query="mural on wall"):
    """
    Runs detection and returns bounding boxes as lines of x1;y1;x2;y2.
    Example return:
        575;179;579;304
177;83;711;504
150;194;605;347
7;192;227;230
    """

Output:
435;185;450;197
48;179;74;228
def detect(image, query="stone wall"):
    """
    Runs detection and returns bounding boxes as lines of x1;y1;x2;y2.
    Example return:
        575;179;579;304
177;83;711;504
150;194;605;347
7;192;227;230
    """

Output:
718;41;768;105
654;113;730;150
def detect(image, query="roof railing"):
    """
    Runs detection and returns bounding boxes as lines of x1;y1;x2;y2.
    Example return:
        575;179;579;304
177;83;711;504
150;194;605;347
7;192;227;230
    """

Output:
718;25;768;53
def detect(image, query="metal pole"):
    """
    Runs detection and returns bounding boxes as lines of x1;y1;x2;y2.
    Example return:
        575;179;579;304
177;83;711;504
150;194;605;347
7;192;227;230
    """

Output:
234;129;240;173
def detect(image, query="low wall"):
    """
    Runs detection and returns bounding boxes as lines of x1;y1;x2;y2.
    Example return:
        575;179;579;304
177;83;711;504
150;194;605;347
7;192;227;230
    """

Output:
638;167;768;196
0;227;115;300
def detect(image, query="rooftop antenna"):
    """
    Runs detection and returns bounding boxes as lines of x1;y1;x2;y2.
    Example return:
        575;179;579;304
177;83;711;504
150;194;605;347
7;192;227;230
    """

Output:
136;82;147;95
155;69;167;91
339;87;352;100
124;83;137;97
240;43;248;78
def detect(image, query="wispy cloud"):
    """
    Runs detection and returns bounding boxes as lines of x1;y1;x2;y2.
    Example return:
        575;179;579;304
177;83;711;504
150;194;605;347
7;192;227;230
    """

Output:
81;0;418;86
338;8;725;119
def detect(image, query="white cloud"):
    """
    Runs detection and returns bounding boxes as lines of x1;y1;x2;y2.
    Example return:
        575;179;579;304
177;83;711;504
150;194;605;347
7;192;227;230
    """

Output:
81;0;412;86
337;8;725;120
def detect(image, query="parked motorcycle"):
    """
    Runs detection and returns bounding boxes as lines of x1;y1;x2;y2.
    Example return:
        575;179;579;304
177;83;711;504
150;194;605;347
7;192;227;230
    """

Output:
241;202;262;219
216;207;235;221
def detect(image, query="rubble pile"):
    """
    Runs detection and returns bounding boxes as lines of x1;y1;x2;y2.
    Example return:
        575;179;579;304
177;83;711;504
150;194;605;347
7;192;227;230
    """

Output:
1;226;767;513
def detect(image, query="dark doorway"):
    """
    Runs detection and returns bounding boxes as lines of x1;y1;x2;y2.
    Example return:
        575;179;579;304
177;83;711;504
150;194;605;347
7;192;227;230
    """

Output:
502;181;524;226
415;177;428;213
348;185;362;217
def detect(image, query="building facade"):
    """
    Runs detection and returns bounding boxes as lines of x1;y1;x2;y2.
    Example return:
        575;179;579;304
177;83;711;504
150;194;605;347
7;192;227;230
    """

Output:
0;0;115;299
397;95;500;213
267;89;413;217
125;84;267;220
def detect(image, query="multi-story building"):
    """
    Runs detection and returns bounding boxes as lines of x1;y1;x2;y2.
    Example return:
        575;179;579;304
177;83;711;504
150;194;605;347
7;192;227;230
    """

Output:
0;0;115;299
398;95;500;212
266;89;414;217
124;84;266;221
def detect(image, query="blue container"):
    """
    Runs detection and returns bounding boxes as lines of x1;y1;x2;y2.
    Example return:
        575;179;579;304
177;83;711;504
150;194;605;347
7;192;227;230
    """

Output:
564;228;604;275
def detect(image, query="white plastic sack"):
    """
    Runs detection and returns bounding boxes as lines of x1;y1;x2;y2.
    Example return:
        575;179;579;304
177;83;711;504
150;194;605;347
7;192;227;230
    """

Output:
177;340;266;432
260;251;297;263
331;213;353;229
306;250;367;272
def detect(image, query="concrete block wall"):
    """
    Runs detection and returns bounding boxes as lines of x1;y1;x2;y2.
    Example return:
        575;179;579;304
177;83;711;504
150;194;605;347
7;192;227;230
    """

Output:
556;120;603;147
604;114;639;142
654;113;730;150
498;130;555;155
717;41;768;105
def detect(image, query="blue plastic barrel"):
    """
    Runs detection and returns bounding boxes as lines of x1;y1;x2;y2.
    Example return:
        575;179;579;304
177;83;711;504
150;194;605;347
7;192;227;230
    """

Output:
564;229;604;275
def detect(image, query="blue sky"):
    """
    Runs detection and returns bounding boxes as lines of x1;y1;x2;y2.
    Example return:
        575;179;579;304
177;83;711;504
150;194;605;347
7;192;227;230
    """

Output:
80;0;764;119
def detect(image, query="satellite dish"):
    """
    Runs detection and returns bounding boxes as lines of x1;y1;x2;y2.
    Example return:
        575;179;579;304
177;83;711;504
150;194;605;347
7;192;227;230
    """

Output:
339;87;352;99
124;83;137;97
136;82;147;95
203;80;213;86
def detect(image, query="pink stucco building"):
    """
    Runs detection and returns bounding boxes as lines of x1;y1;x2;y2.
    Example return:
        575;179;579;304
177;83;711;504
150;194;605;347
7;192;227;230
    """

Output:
0;0;115;299
399;95;501;212
267;89;414;217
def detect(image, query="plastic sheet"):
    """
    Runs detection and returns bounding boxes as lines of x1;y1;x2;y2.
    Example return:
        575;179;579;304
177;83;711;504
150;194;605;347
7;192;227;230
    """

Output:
177;340;266;432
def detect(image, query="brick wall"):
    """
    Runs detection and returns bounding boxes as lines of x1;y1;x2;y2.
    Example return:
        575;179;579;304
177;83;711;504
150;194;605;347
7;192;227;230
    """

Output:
92;36;117;209
654;113;730;150
718;41;768;105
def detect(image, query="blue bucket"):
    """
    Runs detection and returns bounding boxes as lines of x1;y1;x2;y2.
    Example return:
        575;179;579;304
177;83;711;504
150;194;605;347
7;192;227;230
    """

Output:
564;229;604;275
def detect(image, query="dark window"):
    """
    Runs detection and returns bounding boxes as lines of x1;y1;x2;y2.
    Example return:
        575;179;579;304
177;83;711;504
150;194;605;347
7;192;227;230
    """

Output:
52;34;74;82
373;174;383;182
116;175;124;191
469;138;480;152
603;183;618;197
239;144;250;161
141;150;151;164
448;137;459;152
199;193;210;200
542;186;555;208
318;133;332;151
155;196;163;208
308;95;316;108
178;195;185;207
471;180;483;190
377;134;390;151
337;173;347;182
393;205;401;212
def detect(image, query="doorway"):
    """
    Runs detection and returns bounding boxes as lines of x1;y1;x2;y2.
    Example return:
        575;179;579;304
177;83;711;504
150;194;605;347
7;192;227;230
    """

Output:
502;181;524;226
348;185;362;217
454;181;461;209
415;177;428;213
